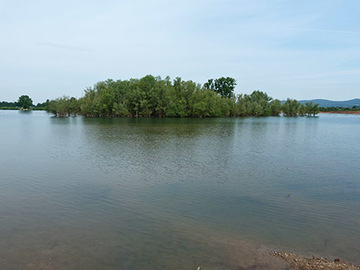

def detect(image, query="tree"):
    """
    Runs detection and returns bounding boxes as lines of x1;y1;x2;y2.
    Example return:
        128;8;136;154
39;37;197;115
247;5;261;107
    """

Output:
18;95;33;109
203;79;215;91
204;77;236;98
46;75;302;118
282;98;299;116
298;104;306;116
269;99;282;116
305;102;320;116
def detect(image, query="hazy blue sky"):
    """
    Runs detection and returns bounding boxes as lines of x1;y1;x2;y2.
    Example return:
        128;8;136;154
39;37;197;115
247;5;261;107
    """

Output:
1;0;359;103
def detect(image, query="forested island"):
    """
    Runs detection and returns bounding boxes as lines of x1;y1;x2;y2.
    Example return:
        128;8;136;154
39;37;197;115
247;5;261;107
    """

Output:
45;75;320;118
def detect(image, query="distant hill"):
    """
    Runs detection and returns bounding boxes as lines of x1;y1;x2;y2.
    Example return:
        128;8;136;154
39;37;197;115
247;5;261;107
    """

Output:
297;98;360;108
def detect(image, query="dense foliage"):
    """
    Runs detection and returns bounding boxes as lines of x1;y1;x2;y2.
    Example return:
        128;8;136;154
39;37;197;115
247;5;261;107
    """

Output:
204;77;236;98
319;106;360;112
34;100;50;109
282;100;320;117
304;102;320;116
0;101;18;109
0;98;49;110
46;75;319;118
17;95;33;109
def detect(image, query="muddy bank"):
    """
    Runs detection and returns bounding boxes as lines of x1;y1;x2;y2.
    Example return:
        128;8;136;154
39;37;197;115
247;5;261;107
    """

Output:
194;240;360;270
195;249;360;270
272;251;360;270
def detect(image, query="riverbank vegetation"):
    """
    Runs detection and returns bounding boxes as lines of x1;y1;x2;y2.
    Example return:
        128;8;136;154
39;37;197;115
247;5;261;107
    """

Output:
1;76;321;117
0;96;49;110
320;106;360;112
283;99;320;117
46;75;320;118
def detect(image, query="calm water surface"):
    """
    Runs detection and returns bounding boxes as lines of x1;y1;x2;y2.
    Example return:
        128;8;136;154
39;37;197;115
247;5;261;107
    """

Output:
0;110;359;269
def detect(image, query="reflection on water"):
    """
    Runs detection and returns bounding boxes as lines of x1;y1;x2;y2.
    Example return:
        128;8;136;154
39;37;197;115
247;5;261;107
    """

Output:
0;111;360;269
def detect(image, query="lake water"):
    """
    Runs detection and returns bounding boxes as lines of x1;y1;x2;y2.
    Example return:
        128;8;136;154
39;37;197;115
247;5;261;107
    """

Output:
0;110;359;269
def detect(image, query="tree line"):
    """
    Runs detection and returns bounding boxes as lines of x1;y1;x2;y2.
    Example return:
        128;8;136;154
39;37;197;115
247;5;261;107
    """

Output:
283;99;320;117
47;75;319;117
319;106;360;112
0;95;49;110
1;76;317;117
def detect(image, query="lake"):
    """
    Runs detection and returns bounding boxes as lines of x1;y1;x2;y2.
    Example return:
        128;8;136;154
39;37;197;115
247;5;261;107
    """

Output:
0;110;359;269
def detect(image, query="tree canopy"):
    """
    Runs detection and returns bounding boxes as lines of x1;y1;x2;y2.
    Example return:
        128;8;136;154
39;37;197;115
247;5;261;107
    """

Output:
305;102;320;116
204;77;236;98
18;95;33;109
282;99;299;117
46;75;319;118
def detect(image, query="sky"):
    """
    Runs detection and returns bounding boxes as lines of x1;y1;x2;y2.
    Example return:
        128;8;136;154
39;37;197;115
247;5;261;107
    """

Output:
1;0;360;104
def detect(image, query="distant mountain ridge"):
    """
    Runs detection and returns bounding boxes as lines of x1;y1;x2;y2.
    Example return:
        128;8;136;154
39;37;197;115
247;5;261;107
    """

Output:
297;98;360;108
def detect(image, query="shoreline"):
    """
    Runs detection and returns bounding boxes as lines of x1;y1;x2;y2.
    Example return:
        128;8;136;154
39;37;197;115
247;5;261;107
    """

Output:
320;111;360;114
272;251;360;270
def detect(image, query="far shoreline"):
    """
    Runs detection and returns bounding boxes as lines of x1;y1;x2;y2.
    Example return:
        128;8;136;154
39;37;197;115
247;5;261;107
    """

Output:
320;111;360;114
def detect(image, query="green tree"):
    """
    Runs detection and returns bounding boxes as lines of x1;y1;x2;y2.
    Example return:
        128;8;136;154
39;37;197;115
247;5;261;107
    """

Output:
35;99;50;110
204;77;236;98
18;95;33;109
305;102;320;116
282;99;300;117
234;91;280;117
269;99;282;116
298;104;306;116
47;75;302;118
